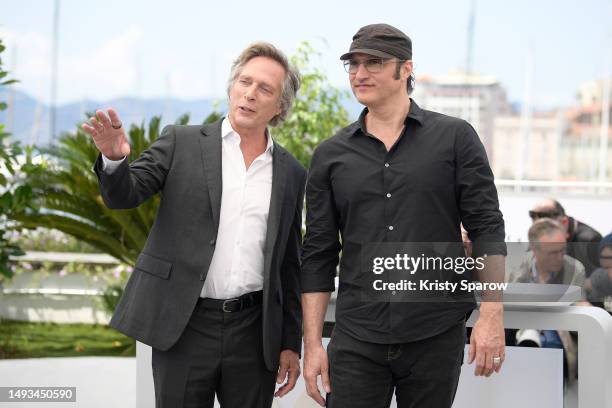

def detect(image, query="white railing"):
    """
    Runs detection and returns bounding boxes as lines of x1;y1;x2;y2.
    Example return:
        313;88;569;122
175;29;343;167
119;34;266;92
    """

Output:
495;179;612;194
12;251;119;264
1;251;120;324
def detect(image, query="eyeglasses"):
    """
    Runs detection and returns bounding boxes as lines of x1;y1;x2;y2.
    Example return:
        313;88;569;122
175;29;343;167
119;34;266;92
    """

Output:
528;210;561;220
343;58;404;74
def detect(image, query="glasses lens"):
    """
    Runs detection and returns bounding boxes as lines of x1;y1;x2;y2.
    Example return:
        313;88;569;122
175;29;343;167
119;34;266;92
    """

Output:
343;60;352;73
344;59;388;73
529;211;560;219
365;59;384;73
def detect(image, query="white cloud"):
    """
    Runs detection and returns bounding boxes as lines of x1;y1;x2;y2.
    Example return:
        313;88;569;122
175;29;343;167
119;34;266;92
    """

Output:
0;28;53;102
166;67;209;100
61;27;143;102
0;27;144;104
155;48;238;101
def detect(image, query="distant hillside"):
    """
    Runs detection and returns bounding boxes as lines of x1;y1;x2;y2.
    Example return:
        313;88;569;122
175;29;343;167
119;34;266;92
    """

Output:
0;90;365;147
0;90;229;146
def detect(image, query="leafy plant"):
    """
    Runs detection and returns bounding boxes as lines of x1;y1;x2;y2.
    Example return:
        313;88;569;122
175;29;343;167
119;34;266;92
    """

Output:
12;115;181;265
0;37;41;279
274;41;350;167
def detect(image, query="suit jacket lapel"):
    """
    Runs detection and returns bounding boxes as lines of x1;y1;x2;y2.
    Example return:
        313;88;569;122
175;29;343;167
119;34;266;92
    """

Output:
263;144;288;287
199;120;223;233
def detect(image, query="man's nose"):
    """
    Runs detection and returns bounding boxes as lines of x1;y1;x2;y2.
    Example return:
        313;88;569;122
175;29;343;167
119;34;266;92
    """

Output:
244;85;256;101
354;63;370;79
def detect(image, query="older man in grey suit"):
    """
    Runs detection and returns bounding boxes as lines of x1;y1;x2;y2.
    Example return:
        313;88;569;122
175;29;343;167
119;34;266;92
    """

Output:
82;42;306;408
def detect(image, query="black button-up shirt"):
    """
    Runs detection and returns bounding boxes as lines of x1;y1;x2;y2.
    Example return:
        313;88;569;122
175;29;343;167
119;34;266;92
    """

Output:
301;99;506;344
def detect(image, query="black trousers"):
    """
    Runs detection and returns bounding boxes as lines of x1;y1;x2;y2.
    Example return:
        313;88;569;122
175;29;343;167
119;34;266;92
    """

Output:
151;301;276;408
326;321;466;408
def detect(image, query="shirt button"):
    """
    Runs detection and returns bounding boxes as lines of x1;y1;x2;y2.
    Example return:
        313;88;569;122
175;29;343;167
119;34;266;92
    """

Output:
209;239;216;246
388;226;394;231
386;193;392;198
384;163;390;168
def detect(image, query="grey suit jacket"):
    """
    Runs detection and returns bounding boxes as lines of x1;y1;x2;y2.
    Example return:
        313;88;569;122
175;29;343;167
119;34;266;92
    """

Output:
94;119;307;371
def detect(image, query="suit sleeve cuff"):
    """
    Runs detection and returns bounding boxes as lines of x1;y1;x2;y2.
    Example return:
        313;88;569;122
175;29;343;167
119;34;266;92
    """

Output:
281;339;302;358
101;155;126;174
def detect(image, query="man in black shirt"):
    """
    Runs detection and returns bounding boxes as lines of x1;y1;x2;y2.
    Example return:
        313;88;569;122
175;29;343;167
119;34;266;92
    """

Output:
529;198;602;276
301;24;507;407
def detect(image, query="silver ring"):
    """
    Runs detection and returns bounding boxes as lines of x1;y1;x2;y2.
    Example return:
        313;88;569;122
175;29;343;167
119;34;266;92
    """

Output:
492;356;501;365
111;122;122;130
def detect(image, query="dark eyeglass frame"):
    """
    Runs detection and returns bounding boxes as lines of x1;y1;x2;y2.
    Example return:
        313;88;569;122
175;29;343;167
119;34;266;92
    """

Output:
343;58;406;74
528;210;561;220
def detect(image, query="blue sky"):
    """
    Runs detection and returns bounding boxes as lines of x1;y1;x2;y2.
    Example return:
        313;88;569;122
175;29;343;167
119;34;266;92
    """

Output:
1;0;611;108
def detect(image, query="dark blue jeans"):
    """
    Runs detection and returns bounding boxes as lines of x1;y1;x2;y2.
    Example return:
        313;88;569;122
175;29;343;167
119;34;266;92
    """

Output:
326;321;466;408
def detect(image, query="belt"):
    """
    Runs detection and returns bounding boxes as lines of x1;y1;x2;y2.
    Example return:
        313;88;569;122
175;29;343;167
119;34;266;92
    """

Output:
197;290;263;313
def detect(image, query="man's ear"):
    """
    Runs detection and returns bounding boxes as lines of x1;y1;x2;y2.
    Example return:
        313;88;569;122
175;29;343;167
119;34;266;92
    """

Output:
560;216;570;238
402;60;414;80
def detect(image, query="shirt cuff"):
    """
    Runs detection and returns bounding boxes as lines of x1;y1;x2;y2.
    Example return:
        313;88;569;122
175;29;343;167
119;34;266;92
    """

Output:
101;155;126;175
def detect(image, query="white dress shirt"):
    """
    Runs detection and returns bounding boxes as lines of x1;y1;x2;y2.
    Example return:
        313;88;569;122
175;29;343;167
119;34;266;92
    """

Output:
101;118;274;299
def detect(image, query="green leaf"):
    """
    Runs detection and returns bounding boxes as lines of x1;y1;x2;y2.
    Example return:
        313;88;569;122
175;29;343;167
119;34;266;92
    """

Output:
0;263;13;279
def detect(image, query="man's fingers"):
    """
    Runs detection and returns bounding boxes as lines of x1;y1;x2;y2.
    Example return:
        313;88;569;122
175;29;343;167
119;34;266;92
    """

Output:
488;344;505;375
304;374;318;394
474;349;485;376
304;374;325;407
276;361;289;384
81;123;95;136
467;340;476;364
89;116;102;131
107;108;122;127
275;364;300;398
494;350;506;373
484;351;494;375
321;362;331;394
287;363;299;389
479;349;498;377
274;383;290;398
274;385;289;398
95;109;112;128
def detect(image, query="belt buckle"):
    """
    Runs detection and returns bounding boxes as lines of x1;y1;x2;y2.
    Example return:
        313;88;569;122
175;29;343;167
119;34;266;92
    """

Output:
222;298;240;313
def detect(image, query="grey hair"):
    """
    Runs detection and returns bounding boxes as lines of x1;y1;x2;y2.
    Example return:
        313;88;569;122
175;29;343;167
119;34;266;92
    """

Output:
227;42;301;127
528;218;566;248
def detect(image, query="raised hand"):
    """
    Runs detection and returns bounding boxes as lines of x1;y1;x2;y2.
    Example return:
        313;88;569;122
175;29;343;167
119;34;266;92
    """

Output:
81;108;130;160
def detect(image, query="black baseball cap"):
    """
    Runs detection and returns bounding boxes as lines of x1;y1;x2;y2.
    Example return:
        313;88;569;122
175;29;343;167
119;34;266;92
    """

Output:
340;23;412;61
